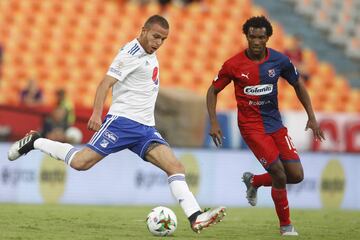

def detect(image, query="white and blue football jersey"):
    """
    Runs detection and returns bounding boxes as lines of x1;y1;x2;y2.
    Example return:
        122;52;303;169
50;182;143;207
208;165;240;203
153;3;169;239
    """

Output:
106;39;160;126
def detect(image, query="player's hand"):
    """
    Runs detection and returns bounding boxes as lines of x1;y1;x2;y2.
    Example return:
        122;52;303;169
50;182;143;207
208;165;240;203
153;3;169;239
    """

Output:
305;118;325;142
209;122;223;147
87;114;102;132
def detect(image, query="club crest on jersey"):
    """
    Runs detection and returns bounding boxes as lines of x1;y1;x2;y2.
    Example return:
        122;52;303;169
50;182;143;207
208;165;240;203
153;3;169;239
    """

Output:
268;69;276;77
100;139;109;148
152;67;159;85
244;84;273;96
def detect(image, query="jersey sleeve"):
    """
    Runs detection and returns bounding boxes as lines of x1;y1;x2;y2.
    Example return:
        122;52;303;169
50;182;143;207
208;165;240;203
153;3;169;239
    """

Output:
212;62;232;91
280;56;299;85
106;49;141;82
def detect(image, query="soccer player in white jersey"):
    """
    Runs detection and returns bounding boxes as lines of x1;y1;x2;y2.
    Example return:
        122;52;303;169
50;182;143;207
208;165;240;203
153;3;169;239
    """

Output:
8;15;226;233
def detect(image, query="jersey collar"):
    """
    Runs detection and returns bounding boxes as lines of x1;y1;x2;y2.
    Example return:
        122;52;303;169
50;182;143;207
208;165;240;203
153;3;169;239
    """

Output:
134;38;154;57
243;48;270;64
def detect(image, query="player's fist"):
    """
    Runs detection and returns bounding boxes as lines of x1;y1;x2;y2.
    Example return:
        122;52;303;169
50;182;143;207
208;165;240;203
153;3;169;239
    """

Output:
305;118;325;142
209;122;223;147
87;114;102;132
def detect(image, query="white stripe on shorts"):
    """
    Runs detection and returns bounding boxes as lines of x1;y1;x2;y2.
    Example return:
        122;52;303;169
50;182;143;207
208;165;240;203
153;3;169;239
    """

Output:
89;115;118;145
88;116;113;144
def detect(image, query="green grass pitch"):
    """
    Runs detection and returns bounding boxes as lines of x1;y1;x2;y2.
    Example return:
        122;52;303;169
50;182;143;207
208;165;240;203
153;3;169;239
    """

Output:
0;204;359;239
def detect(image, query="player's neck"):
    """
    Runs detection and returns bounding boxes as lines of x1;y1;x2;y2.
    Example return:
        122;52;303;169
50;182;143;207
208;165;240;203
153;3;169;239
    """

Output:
137;37;149;54
245;48;267;62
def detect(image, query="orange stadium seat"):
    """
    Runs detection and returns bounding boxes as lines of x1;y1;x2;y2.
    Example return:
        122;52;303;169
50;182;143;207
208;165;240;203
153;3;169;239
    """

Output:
0;0;357;113
317;62;335;79
302;48;318;75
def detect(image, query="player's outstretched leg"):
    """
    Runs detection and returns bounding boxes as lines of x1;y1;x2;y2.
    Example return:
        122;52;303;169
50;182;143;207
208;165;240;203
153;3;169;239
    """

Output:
167;173;226;233
190;206;226;233
242;172;258;206
280;224;298;236
8;131;40;161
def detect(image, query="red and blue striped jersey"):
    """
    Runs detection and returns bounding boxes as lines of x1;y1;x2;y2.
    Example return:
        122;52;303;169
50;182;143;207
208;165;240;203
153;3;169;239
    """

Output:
213;48;299;135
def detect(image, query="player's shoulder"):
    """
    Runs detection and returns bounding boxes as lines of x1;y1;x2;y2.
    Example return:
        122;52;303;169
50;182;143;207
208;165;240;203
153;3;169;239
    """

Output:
268;48;289;62
122;39;140;53
111;39;145;66
223;51;246;67
117;39;143;57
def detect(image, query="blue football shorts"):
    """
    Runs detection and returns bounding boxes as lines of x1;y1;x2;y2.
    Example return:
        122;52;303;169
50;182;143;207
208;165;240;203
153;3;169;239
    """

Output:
86;115;169;160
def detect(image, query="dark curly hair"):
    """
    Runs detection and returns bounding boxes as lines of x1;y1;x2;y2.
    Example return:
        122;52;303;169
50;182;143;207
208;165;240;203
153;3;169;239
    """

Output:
242;16;273;37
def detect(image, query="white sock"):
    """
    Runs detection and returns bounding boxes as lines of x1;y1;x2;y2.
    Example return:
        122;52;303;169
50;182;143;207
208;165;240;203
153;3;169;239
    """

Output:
168;174;201;217
34;138;78;165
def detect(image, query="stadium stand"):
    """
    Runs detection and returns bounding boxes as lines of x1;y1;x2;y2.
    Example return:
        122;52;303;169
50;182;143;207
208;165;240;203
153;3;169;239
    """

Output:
291;0;360;59
0;0;359;126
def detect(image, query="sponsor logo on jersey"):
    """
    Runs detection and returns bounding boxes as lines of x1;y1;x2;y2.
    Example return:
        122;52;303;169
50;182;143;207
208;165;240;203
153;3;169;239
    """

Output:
152;67;159;85
104;130;118;143
268;68;276;77
241;72;250;79
100;139;109;148
249;100;271;106
109;67;122;76
244;84;273;96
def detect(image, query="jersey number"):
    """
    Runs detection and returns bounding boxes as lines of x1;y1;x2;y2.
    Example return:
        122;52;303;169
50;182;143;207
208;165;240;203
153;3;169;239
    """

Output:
285;135;296;150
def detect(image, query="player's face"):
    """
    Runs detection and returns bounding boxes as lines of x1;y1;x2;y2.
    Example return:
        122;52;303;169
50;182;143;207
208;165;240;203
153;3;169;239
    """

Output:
246;27;269;56
140;23;169;54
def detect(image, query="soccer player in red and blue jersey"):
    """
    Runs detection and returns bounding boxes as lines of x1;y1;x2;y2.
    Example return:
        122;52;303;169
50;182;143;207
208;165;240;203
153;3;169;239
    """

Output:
206;16;325;236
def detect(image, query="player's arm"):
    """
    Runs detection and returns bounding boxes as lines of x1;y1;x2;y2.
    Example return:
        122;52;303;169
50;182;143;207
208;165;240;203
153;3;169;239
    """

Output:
206;85;223;147
88;75;117;131
206;63;232;147
292;78;325;141
282;56;325;141
88;48;141;132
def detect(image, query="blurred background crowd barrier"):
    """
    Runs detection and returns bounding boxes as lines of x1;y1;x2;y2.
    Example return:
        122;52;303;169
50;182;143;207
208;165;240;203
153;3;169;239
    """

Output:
0;145;358;209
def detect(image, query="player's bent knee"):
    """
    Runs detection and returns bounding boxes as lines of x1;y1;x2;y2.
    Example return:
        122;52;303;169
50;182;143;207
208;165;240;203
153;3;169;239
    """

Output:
70;159;92;171
70;147;104;171
291;172;304;184
275;172;287;185
70;155;96;171
269;169;287;186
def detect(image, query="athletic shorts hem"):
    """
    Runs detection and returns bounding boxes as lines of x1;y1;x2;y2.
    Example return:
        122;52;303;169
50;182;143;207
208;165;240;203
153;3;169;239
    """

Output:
140;139;169;160
280;159;301;163
86;144;108;157
264;157;280;170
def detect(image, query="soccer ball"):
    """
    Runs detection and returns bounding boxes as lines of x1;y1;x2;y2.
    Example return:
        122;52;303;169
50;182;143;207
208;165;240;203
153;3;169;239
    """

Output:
65;126;83;144
146;206;177;236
